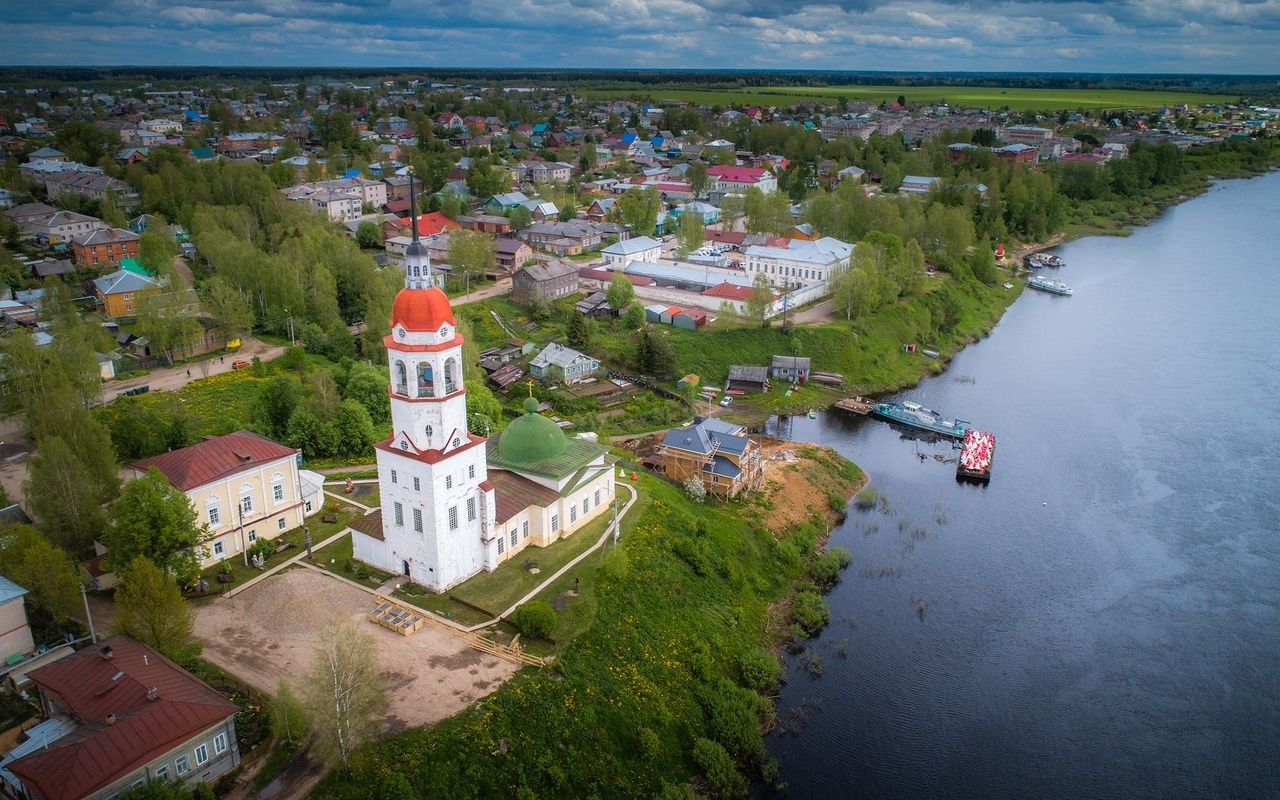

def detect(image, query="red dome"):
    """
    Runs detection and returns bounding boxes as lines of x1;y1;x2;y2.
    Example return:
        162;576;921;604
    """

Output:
390;286;456;332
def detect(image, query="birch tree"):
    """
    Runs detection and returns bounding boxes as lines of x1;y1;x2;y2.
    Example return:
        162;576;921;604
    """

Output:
302;620;385;764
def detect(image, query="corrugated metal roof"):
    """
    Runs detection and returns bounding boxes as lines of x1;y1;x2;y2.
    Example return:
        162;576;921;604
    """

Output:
489;469;561;524
0;575;27;605
131;430;296;491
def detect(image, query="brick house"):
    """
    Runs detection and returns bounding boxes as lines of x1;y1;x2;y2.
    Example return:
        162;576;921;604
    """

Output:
72;227;141;268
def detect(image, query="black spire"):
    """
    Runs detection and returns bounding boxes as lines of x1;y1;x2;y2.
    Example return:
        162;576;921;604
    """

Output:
408;170;419;243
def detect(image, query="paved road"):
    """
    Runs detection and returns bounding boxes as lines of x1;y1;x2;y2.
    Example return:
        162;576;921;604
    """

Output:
107;335;284;400
791;298;836;325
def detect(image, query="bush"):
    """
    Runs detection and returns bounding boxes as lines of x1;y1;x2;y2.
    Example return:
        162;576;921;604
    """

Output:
792;592;830;637
692;737;747;799
510;600;557;640
809;547;851;591
247;539;275;561
736;647;781;693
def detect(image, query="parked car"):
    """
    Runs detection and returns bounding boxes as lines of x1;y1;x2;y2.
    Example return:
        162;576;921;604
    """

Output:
231;360;251;370
720;395;733;407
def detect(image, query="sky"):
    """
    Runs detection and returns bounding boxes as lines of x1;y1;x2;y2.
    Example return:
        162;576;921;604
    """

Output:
2;0;1280;74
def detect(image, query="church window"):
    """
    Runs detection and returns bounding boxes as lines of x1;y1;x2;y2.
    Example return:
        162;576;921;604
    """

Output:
394;361;408;395
467;497;476;521
570;506;577;524
208;506;221;526
522;521;529;539
497;537;505;555
448;506;458;530
425;424;433;438
510;530;517;548
551;514;559;532
594;489;600;506
468;465;475;479
445;475;453;490
444;358;458;394
413;508;422;532
391;470;397;484
240;493;253;516
394;502;404;526
413;477;420;491
583;498;589;514
453;437;461;448
400;440;409;451
417;362;434;397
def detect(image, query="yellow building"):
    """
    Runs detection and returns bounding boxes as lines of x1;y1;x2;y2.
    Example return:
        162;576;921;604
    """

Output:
129;431;325;568
658;417;764;498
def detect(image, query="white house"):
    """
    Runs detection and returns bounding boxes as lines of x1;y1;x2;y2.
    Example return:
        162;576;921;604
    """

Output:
742;236;854;289
602;235;662;269
347;229;615;591
529;342;600;384
706;165;778;194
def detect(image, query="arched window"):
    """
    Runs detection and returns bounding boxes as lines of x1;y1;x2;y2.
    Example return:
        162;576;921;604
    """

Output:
417;362;434;397
443;358;458;394
425;424;433;439
394;361;408;395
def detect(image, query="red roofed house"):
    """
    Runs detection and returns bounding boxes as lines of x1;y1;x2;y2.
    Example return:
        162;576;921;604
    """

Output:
4;635;240;800
706;165;778;194
413;211;460;239
128;431;324;569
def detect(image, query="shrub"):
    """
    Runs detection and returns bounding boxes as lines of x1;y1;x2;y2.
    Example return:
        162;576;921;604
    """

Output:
809;547;851;591
637;727;662;761
511;600;557;640
248;539;275;561
828;491;848;515
736;647;781;693
692;737;747;799
683;475;707;504
696;679;766;765
792;592;830;637
853;486;880;510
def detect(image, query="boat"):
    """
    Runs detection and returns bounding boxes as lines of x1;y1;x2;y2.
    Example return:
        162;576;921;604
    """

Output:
1026;252;1065;269
833;396;875;415
956;428;995;483
871;401;971;439
1028;275;1073;296
807;409;817;419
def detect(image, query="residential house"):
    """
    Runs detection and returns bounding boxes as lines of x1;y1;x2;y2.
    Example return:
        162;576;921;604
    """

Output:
586;198;616;222
512;259;579;304
529;342;600;384
91;267;161;316
726;365;770;393
383;174;415;201
601;235;661;270
484;192;530;213
770;355;811;383
26;147;66;163
72;227;141;268
994;143;1038;164
456;215;512;234
25;210;104;245
3;635;241;800
524;161;573;184
0;577;34;664
495;239;534;270
706;165;778;194
524;220;602;255
741;237;853;289
27;257;75;280
128;430;324;569
837;165;866;182
45;172;140;210
1000;125;1054;144
898;175;942;194
658;417;763;498
574;291;612;319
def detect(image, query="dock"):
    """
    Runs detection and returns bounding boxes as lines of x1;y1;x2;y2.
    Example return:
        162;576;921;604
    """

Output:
833;396;875;415
956;428;995;483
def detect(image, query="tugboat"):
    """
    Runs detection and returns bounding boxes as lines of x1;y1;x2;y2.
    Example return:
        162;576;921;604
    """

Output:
956;428;995;483
871;401;970;439
1028;275;1073;295
1026;252;1065;269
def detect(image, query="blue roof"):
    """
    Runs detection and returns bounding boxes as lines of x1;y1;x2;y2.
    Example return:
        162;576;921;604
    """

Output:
705;455;742;479
183;109;201;120
0;575;28;605
341;169;362;179
621;133;637;144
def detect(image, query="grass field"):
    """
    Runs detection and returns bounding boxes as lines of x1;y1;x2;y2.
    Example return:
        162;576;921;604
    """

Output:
585;84;1238;111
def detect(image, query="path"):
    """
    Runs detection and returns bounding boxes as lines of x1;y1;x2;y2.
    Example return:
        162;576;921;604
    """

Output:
108;335;285;399
223;526;350;599
791;298;835;325
450;277;512;306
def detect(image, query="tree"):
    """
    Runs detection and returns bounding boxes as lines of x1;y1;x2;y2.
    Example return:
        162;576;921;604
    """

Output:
686;162;710;198
302;619;385;765
510;600;556;640
113;556;200;664
745;273;774;328
447;229;496;296
105;468;209;585
355;220;382;249
692;737;747;799
616;187;660;236
0;524;82;621
508;205;533;230
745;187;792;235
566;311;593;349
24;430;118;555
879;163;905;194
199;277;254;342
332;399;376;456
832;266;877;321
135;291;204;364
558;204;576;222
272;679;309;745
675;209;705;257
287;406;336;458
622;302;645;329
606;272;635;313
683;474;707;504
138;230;180;280
253;374;304;441
341;362;391;425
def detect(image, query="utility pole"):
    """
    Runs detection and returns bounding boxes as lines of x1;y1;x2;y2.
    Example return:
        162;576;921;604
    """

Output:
80;584;97;643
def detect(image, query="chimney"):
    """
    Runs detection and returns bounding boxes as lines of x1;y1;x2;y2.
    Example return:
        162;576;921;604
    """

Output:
99;646;113;660
146;687;158;702
105;713;117;726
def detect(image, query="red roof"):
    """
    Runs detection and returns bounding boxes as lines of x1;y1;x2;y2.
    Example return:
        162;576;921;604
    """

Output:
414;211;460;238
577;267;653;286
7;635;238;800
707;165;770;183
384;198;412;214
391;286;456;333
702;282;755;301
132;430;296;492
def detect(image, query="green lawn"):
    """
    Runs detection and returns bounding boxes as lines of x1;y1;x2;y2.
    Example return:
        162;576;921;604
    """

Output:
193;507;362;594
324;483;380;510
311;531;396;591
585;84;1238;111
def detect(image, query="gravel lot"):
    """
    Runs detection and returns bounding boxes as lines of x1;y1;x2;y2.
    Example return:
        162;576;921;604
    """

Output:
193;568;517;732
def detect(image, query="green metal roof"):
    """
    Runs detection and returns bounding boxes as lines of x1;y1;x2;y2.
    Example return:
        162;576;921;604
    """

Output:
487;400;609;479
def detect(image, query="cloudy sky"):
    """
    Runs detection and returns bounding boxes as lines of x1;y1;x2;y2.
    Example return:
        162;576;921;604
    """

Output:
2;0;1279;73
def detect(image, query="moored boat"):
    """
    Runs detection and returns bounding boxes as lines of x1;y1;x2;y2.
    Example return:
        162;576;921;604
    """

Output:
1028;275;1073;295
871;401;970;439
956;428;995;483
1026;252;1065;269
833;396;875;415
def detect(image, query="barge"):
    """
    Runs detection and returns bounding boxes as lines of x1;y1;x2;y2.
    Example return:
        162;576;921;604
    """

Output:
871;401;970;439
956;428;995;483
833;396;875;415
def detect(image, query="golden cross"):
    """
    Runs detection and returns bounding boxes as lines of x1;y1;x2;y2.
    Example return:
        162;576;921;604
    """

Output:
526;379;536;398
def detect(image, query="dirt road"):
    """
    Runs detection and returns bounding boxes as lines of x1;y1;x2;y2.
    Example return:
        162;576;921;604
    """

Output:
451;277;513;307
108;336;284;399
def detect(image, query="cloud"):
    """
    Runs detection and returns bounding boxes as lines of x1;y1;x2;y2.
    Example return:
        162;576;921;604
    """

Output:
0;0;1278;71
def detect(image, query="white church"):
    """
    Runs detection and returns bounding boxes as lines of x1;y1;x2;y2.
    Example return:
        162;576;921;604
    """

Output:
348;206;618;593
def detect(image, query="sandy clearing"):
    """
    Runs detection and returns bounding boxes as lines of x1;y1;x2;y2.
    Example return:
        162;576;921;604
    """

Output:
192;569;517;733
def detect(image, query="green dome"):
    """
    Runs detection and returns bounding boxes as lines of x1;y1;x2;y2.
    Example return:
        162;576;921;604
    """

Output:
497;402;567;463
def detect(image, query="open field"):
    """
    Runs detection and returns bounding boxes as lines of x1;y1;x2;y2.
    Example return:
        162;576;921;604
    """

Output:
585;85;1239;111
193;568;517;733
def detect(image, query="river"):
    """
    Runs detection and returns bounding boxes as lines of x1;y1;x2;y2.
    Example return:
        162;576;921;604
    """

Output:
764;171;1280;799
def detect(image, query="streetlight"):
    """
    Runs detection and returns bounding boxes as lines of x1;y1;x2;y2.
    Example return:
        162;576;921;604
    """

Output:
284;308;295;346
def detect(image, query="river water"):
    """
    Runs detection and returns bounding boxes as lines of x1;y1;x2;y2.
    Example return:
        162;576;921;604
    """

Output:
765;171;1280;799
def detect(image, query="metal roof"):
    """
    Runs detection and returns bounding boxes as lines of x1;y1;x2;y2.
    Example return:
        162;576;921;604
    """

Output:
0;575;28;605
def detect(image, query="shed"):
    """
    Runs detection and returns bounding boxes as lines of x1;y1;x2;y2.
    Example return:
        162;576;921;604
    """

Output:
676;374;700;390
727;365;770;394
770;355;811;383
672;309;708;330
659;306;680;325
644;304;668;324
